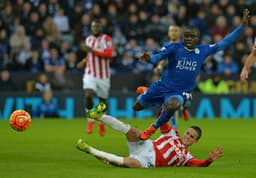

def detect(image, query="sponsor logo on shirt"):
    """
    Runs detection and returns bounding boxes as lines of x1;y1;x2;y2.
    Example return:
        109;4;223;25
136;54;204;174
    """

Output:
176;59;197;71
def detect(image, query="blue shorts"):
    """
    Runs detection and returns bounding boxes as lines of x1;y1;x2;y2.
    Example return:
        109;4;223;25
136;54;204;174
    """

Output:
137;81;185;108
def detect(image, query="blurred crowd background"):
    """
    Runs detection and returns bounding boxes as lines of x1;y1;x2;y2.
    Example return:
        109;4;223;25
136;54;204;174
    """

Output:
1;0;256;93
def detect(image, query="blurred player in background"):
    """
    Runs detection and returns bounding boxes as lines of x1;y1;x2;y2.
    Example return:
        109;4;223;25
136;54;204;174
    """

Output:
136;9;249;140
240;37;256;83
76;103;223;168
77;19;113;136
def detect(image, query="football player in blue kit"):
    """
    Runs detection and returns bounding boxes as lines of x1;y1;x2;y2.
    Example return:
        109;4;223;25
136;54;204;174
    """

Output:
135;9;250;140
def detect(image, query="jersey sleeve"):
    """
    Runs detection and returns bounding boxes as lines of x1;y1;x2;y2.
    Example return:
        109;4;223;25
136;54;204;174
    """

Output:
149;43;177;64
93;35;113;58
206;25;244;55
186;158;213;167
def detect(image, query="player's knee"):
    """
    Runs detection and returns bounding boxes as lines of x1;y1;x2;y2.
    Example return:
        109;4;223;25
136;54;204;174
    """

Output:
166;98;181;112
123;157;142;168
133;102;144;111
126;128;141;141
85;89;94;98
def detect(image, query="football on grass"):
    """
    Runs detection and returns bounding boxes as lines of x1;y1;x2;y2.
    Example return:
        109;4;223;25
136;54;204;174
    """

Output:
9;110;32;131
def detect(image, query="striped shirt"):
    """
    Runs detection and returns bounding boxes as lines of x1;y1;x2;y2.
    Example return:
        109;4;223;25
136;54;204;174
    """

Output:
153;129;193;167
84;34;113;79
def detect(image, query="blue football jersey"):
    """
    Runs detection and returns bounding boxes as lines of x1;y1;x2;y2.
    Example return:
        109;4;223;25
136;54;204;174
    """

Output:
149;25;244;92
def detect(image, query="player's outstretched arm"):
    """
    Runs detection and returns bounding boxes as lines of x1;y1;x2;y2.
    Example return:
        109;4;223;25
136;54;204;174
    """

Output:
208;146;224;162
214;9;249;51
240;48;256;83
186;147;223;167
76;58;87;69
154;60;167;74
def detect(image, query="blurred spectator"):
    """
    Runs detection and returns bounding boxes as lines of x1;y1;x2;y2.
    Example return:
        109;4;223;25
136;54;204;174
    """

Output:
65;52;78;72
0;70;16;91
42;16;57;43
190;10;209;38
6;53;25;71
13;0;24;17
34;73;51;92
9;16;22;35
225;4;236;26
1;3;13;31
51;69;73;91
112;25;127;47
9;25;31;60
198;74;230;94
173;5;188;26
74;13;91;44
217;53;239;76
124;39;143;60
201;56;218;74
119;52;134;73
53;7;70;34
144;14;167;42
47;0;60;17
24;11;41;37
211;16;230;38
137;10;150;41
38;3;48;22
21;1;32;25
232;41;247;68
40;39;50;61
60;39;72;59
36;90;59;118
25;49;44;73
151;0;168;16
0;29;9;70
76;41;87;62
44;47;65;73
68;3;83;29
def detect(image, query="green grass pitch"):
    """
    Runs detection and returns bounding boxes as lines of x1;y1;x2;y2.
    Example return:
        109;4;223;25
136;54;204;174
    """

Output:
1;118;256;178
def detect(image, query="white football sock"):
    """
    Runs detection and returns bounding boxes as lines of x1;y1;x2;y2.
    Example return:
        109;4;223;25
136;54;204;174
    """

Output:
88;146;124;166
98;114;130;134
87;118;95;122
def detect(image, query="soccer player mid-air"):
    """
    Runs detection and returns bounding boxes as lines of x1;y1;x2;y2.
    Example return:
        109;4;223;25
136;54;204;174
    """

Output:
137;25;190;132
135;9;250;140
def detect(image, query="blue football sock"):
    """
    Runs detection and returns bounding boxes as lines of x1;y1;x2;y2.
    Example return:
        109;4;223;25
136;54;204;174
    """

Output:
171;114;178;129
153;108;173;128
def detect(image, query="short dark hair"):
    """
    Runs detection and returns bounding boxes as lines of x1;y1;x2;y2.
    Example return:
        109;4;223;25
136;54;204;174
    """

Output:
184;26;200;37
190;126;202;140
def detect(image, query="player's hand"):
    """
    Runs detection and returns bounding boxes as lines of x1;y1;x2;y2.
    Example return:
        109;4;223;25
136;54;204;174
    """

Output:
77;59;87;69
241;9;250;27
84;45;93;52
209;147;223;161
139;52;150;62
240;68;249;83
154;66;162;74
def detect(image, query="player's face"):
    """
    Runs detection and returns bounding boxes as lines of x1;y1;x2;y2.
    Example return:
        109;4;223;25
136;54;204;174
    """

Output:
181;128;198;146
184;29;198;50
91;21;102;36
168;26;181;42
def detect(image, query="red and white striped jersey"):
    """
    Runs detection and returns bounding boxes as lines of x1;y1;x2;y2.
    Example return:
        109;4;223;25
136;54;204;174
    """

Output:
84;34;113;79
153;129;194;167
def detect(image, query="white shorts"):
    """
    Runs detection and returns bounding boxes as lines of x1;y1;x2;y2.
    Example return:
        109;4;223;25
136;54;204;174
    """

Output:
83;76;110;99
127;140;156;168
